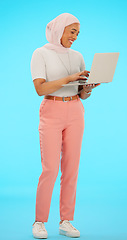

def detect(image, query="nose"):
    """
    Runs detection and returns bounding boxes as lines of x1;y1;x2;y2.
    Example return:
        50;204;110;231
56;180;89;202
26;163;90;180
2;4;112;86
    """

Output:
73;34;77;41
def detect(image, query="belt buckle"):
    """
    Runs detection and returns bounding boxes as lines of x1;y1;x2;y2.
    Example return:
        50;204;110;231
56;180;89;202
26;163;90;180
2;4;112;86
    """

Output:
62;96;72;102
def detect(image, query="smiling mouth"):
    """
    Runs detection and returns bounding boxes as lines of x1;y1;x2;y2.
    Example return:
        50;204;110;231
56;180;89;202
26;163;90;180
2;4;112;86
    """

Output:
68;39;74;44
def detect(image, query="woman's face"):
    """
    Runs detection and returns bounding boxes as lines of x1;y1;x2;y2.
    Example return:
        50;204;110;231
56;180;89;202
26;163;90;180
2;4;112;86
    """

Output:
60;23;80;48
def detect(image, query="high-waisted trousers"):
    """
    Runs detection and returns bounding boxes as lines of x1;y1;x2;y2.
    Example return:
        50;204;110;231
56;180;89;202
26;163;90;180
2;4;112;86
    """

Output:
35;95;85;222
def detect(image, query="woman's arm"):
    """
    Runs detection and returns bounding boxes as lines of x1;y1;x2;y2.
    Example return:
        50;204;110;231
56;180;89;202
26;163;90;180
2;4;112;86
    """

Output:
78;83;101;99
33;71;89;96
33;76;70;96
78;85;91;99
79;89;91;99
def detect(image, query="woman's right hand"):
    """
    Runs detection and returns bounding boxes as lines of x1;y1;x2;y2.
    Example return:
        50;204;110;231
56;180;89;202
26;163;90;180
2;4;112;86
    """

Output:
68;70;90;82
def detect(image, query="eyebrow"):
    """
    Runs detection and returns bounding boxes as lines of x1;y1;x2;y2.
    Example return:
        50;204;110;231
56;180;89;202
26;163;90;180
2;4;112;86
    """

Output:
71;28;80;33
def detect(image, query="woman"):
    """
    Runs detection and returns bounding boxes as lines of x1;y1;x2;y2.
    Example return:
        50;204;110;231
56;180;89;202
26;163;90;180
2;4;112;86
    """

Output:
30;13;100;239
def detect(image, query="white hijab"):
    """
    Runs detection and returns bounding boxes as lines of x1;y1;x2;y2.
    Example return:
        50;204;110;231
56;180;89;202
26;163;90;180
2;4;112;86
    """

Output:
43;13;80;53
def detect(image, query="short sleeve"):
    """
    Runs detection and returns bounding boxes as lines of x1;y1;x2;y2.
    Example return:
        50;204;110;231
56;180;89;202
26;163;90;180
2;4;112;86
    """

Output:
30;49;46;81
79;53;86;71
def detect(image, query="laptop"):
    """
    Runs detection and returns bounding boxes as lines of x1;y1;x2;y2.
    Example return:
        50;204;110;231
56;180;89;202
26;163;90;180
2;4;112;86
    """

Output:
62;52;120;86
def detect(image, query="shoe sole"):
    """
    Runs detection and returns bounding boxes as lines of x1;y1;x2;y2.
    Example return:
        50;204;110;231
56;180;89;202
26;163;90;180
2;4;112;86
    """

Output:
33;233;48;239
59;229;80;238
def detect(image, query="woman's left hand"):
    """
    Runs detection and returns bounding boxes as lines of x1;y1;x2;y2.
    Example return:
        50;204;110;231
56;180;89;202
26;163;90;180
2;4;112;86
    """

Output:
82;83;101;93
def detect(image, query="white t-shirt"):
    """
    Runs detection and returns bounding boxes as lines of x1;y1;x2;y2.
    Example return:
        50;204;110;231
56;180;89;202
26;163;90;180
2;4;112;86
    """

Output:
30;46;85;97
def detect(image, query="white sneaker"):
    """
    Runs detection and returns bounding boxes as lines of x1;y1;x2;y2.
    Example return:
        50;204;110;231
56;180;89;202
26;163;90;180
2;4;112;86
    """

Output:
32;221;48;239
59;220;80;238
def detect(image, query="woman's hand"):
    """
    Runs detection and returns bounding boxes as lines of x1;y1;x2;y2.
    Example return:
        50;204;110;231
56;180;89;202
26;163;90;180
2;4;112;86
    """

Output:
79;83;101;100
82;83;101;93
68;70;90;82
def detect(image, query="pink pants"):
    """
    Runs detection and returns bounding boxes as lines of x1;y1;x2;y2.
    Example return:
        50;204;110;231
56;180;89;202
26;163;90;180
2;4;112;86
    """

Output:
35;95;85;222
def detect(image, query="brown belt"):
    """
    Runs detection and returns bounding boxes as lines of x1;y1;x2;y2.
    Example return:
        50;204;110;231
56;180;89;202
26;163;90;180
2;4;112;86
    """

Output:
44;94;79;102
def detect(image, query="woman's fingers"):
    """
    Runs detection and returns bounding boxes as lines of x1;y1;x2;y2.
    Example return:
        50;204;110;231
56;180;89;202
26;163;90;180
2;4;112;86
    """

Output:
79;76;88;80
80;70;90;77
84;84;92;88
80;70;90;74
94;83;101;87
85;83;101;88
91;83;101;88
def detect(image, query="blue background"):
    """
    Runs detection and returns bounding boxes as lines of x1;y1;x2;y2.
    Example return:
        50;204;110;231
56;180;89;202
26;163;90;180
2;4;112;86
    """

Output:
0;0;127;239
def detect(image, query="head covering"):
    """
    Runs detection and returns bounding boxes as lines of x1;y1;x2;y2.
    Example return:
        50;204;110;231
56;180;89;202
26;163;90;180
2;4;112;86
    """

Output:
43;13;80;53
